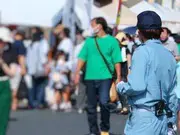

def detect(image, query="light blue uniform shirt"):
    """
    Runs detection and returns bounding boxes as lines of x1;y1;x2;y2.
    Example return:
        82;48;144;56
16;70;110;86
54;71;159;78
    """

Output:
175;62;180;101
117;39;178;123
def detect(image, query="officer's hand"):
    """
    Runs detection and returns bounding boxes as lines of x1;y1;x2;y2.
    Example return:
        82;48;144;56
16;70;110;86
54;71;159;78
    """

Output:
116;81;125;94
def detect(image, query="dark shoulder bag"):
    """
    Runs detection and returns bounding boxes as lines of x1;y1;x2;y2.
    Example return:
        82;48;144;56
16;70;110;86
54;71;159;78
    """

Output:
94;37;118;102
94;38;117;80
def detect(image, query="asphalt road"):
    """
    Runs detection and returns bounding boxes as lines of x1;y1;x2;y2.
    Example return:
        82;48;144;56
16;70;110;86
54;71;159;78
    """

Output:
7;110;127;135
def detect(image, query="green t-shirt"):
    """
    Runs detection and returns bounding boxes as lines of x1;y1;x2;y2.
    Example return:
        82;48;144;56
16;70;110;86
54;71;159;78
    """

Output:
78;35;122;80
178;43;180;55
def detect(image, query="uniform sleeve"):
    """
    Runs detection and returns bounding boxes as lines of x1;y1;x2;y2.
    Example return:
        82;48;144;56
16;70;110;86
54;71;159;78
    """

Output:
117;47;148;96
111;39;122;64
78;39;88;62
168;70;178;124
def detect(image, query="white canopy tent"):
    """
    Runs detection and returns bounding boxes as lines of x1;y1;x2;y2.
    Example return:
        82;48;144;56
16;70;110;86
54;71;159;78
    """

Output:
151;3;180;33
76;0;137;29
92;0;137;27
130;1;171;22
130;1;180;33
0;0;137;29
152;3;180;23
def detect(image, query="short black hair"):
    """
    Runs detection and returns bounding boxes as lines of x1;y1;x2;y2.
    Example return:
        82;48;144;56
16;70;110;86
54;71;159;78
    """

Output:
63;27;70;38
139;29;162;40
92;17;108;32
32;27;43;35
162;27;171;35
16;31;25;39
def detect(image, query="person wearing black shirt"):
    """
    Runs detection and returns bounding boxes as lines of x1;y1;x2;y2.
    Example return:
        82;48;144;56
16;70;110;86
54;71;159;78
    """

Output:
0;27;18;135
11;30;26;111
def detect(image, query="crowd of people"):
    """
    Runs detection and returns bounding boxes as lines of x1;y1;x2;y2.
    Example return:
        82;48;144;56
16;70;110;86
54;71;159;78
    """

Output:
0;21;179;113
0;12;180;134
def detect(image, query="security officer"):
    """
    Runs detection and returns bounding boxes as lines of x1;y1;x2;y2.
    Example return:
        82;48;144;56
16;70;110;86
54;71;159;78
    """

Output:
116;11;178;135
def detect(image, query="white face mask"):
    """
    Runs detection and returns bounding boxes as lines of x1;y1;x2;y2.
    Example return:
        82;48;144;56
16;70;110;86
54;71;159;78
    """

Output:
57;57;65;65
93;25;100;34
89;25;100;36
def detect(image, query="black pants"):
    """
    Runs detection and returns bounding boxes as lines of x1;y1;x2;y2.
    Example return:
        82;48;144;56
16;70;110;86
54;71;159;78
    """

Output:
85;79;112;134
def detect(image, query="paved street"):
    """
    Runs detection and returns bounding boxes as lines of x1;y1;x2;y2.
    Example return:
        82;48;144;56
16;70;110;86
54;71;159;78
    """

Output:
7;110;127;135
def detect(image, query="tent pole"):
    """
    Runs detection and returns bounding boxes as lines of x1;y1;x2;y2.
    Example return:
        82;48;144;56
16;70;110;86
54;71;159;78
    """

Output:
113;0;122;36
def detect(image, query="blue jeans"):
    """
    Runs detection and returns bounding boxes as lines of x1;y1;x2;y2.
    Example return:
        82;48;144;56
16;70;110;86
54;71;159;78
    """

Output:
29;76;47;108
85;79;112;134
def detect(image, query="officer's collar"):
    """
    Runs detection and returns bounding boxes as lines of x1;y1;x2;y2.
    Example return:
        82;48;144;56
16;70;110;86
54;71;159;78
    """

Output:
144;39;161;45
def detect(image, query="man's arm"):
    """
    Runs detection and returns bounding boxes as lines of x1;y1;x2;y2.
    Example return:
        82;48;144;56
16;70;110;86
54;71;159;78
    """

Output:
17;42;27;75
18;55;26;75
75;59;85;75
115;63;121;83
112;39;122;83
74;39;88;85
117;47;148;96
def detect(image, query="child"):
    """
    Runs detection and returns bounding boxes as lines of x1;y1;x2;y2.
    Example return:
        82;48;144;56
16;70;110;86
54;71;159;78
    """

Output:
47;50;71;111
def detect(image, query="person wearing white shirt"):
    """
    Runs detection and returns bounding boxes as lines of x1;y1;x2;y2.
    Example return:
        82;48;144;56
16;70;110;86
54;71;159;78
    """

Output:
58;27;73;61
26;28;49;109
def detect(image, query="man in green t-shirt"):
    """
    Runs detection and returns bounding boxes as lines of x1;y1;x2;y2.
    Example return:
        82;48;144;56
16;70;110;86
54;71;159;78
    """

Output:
74;17;122;135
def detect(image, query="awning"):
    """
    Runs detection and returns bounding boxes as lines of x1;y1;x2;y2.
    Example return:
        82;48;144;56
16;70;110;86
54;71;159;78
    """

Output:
130;1;170;22
95;0;137;26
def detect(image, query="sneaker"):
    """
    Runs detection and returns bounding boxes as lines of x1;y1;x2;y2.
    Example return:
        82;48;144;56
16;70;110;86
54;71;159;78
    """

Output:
101;132;109;135
78;108;83;114
51;104;58;111
64;102;72;112
59;102;66;110
97;106;100;113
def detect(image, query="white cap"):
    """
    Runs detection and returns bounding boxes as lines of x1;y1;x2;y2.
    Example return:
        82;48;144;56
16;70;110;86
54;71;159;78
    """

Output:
0;27;13;43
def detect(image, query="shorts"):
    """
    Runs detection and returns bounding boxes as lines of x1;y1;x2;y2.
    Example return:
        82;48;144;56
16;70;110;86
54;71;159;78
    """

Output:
54;83;68;91
10;64;21;90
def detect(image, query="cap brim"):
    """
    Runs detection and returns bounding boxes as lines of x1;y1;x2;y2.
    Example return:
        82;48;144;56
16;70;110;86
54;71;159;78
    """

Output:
122;26;137;35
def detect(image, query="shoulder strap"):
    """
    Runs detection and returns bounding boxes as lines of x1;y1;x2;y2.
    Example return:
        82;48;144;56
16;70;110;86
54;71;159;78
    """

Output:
94;37;113;75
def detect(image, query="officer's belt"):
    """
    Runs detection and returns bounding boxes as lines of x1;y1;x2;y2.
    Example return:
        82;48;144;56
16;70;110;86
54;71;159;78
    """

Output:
131;105;155;112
